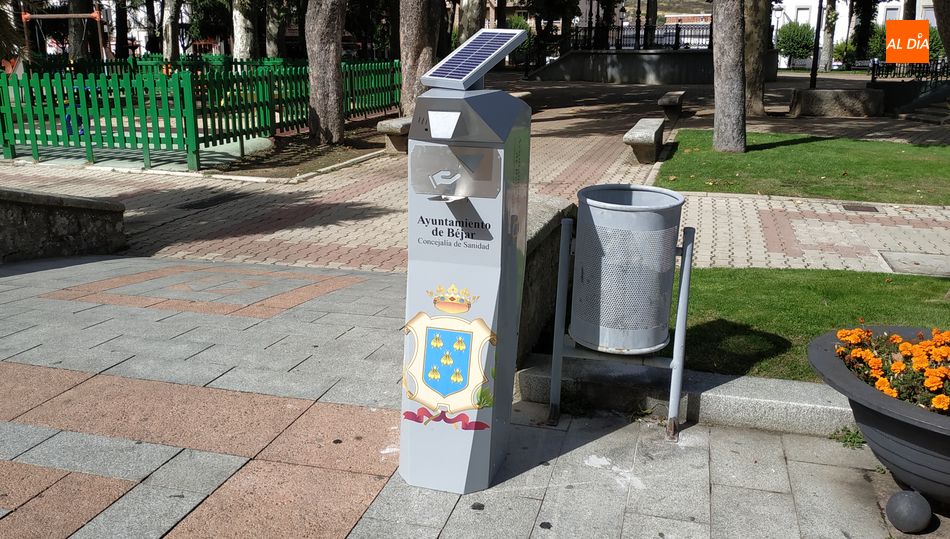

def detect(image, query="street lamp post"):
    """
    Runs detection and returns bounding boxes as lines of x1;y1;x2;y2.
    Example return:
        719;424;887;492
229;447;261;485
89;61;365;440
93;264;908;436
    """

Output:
618;6;627;49
587;0;594;48
635;0;642;49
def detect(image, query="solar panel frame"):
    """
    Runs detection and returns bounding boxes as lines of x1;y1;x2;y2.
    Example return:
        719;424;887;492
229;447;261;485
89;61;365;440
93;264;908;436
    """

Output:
422;29;528;90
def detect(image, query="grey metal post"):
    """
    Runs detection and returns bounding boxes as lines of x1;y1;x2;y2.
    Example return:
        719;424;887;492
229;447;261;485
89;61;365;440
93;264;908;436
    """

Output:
547;217;573;426
666;226;695;440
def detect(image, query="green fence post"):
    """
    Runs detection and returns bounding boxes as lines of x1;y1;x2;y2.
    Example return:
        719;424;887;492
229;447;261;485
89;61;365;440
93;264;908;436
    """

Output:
0;74;16;159
181;72;200;171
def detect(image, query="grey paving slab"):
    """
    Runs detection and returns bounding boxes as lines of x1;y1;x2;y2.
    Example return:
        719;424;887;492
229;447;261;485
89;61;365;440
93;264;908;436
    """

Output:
0;326;122;351
442;491;542;539
71;484;205;539
0;319;36;339
207;366;337;399
7;308;114;329
96;335;211;361
881;251;950;277
787;460;889;539
1;297;97;314
91;318;199;340
316;312;405;331
159;311;262;331
0;342;39;361
709;426;790;494
0;508;8;518
626;423;711;525
0;422;59;459
364;343;403;365
782;433;881;471
144;449;247;494
318;376;402;409
361;473;459;529
252;318;352;339
294;340;382;368
15;430;180;481
6;346;134;374
549;413;641;487
105;356;232;386
533;481;627;538
187;344;310;372
490;425;565;499
265;309;328;324
621;514;710;539
375;305;407;319
347;517;440;539
80;304;177;322
709;484;799;539
173;326;289;348
298;297;389;315
510;401;572;432
0;305;33;321
0;287;58;305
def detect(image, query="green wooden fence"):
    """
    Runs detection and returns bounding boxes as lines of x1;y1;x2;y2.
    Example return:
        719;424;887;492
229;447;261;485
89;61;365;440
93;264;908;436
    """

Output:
0;60;400;171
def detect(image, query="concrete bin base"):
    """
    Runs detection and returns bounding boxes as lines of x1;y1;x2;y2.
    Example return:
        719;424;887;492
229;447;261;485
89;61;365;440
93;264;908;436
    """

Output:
789;89;885;118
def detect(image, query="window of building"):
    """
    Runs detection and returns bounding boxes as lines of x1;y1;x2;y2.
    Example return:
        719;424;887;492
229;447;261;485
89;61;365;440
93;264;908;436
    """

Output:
795;7;810;24
922;7;936;26
884;7;899;21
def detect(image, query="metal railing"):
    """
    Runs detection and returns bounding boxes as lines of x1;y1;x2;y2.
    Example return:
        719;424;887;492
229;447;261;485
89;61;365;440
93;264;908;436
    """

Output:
571;24;711;51
869;57;949;84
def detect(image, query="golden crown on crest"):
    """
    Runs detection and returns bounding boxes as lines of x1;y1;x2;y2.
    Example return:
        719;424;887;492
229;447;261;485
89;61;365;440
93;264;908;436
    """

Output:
427;284;479;314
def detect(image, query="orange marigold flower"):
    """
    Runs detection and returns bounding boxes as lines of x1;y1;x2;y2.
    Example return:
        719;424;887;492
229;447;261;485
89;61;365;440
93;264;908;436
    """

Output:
912;356;930;372
924;376;944;392
931;329;949;346
925;368;943;379
899;342;914;356
870;368;884;379
890;361;906;374
932;394;950;411
889;334;904;344
867;357;883;370
932;346;950;362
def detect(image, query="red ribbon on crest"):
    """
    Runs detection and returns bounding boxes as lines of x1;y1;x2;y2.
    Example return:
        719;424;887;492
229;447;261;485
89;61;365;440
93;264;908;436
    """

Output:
403;408;490;430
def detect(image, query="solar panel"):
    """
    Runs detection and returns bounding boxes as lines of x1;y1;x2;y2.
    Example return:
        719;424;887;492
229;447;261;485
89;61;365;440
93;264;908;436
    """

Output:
422;29;527;91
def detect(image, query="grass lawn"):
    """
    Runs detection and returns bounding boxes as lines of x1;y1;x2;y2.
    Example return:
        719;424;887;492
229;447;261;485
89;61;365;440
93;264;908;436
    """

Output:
665;268;949;381
655;130;950;205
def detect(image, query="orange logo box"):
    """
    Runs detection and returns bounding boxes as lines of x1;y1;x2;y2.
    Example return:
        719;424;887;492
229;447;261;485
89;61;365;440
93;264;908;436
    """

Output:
886;20;930;64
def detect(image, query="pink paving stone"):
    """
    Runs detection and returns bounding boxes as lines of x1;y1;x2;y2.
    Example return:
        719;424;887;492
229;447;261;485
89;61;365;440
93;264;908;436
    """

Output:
38;290;91;301
230;305;285;319
148;299;245;315
0;472;133;539
166;460;387;539
258;402;400;476
16;375;312;458
74;292;168;308
0;461;69;510
0;363;91;421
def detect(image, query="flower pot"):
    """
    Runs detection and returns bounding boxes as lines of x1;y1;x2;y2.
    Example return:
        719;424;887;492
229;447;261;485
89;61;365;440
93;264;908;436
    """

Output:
808;326;950;508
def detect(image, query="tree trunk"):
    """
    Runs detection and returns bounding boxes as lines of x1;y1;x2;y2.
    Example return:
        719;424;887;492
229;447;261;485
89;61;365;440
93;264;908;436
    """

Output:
458;0;486;43
306;0;347;144
145;0;161;53
819;1;837;71
115;0;129;59
400;0;442;116
68;0;95;60
233;0;256;59
902;0;916;20
744;0;769;116
853;0;874;59
266;0;283;57
645;0;658;47
162;0;181;59
713;0;746;152
934;1;950;57
496;0;507;28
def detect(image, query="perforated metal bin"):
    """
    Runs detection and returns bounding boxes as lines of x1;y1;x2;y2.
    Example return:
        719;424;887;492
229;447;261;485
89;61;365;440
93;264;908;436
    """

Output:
569;184;685;355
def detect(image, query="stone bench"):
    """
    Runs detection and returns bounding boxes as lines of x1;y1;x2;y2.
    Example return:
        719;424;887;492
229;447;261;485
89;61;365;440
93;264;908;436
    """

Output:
658;90;686;122
376;116;413;154
623;118;665;164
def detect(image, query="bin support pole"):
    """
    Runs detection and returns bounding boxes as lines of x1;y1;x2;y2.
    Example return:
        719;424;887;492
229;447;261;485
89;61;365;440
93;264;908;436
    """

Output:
547;217;574;426
667;226;695;441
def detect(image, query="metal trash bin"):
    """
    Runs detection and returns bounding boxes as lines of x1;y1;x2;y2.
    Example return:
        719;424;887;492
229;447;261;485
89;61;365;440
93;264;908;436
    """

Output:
569;184;685;355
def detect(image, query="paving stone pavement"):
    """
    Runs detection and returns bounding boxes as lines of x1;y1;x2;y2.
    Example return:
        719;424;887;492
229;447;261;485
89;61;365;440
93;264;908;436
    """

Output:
2;75;947;274
0;256;946;538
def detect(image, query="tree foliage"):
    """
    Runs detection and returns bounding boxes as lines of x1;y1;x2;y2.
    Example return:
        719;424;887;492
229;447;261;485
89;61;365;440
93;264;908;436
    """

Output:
188;0;232;41
776;21;814;64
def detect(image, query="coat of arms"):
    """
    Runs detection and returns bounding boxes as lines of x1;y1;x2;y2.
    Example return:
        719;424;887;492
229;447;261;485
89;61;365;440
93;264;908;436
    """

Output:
403;284;496;429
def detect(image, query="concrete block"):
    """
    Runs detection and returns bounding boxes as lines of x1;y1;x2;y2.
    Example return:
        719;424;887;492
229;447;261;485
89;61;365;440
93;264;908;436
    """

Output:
317;313;404;330
622;513;710;539
781;433;881;471
97;336;211;361
16;430;179;481
7;346;134;374
789;89;885;118
318;376;402;409
490;425;565;498
550;414;641;487
710;484;799;539
442;490;542;539
361;474;459;529
105;356;231;386
0;422;59;459
534;481;627;538
208;367;338;400
348;517;441;539
623;118;665;164
787;461;889;539
658;90;686;122
709;426;790;494
72;484;205;539
188;344;310;372
144;449;247;494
